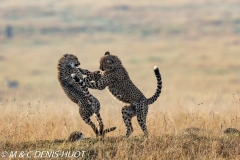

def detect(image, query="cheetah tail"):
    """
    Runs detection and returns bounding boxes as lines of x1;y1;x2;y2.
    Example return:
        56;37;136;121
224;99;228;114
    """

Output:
147;66;162;105
102;126;117;136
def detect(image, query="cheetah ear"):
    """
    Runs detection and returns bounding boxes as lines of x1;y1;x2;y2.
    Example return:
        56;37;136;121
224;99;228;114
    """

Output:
105;51;110;55
64;54;68;57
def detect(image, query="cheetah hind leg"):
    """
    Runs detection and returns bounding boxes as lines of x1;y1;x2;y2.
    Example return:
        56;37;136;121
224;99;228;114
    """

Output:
83;117;99;136
122;105;136;137
136;104;149;137
95;113;104;136
95;113;117;137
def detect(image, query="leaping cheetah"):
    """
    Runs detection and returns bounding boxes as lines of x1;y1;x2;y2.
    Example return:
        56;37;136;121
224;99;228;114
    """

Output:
58;54;116;137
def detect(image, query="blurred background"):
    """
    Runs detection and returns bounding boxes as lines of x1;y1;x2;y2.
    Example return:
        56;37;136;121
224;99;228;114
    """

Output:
0;0;240;140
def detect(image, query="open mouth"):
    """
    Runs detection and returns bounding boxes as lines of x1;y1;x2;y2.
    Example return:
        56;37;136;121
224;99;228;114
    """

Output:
71;63;76;68
71;62;80;68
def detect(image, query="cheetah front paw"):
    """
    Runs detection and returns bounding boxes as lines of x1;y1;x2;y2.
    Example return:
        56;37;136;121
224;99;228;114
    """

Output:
86;71;101;82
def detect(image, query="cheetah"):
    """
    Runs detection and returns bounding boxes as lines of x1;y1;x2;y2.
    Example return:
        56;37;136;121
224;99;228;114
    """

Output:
53;131;85;143
72;51;162;137
68;131;84;142
223;128;240;135
57;54;116;137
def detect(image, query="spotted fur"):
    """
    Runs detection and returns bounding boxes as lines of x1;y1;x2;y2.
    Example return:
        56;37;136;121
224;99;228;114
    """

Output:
68;131;84;142
72;51;162;137
57;54;116;137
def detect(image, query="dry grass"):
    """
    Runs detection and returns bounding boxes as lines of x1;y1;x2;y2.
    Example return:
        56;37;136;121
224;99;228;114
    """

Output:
1;135;240;159
0;97;239;159
0;0;240;159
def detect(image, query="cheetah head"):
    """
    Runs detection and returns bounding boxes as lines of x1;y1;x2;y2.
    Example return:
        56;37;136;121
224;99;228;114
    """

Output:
68;131;84;142
63;54;80;68
99;51;122;71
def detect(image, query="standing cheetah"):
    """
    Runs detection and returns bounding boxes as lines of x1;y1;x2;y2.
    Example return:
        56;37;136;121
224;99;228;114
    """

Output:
57;54;116;137
72;52;162;137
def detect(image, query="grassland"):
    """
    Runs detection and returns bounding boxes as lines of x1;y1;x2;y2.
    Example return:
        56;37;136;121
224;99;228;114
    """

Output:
0;0;240;159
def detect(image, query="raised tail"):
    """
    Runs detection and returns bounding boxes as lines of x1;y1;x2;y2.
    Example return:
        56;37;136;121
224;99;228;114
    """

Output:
147;66;162;105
